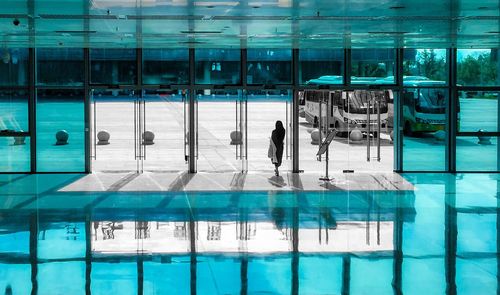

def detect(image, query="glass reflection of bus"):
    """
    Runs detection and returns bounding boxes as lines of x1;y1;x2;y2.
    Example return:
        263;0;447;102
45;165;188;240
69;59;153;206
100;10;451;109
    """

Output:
401;78;447;136
303;89;391;137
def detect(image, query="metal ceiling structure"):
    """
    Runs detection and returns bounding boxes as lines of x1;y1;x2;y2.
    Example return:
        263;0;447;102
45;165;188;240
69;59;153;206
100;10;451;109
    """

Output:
0;0;499;48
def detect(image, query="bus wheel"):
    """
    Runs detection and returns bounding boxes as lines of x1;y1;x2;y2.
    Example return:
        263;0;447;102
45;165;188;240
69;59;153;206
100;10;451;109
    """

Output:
404;121;413;137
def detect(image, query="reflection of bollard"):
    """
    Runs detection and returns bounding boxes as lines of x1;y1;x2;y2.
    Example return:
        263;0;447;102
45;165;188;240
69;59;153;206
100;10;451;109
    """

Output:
230;130;242;145
97;130;110;145
55;130;69;145
349;128;363;142
478;129;491;145
311;129;320;145
434;130;446;142
13;135;26;145
143;131;155;145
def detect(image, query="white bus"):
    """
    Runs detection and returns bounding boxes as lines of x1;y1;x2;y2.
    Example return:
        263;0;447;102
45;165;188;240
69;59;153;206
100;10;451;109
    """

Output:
303;89;391;136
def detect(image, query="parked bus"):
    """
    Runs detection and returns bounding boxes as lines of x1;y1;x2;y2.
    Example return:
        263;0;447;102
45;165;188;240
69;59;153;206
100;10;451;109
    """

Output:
302;89;391;137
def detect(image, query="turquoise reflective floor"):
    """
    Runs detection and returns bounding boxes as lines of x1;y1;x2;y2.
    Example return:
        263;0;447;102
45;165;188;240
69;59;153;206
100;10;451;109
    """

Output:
0;173;498;294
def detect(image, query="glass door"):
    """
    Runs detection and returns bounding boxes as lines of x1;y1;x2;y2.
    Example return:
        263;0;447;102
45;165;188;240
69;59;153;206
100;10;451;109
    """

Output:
142;89;188;172
195;89;246;172
246;89;292;173
90;89;142;172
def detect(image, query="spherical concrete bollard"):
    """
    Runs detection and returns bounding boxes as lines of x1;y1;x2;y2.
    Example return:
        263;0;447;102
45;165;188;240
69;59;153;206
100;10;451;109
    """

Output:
55;130;69;145
434;130;446;142
349;129;363;142
97;130;110;145
142;131;155;145
13;135;26;145
230;130;242;145
311;129;320;145
477;129;492;145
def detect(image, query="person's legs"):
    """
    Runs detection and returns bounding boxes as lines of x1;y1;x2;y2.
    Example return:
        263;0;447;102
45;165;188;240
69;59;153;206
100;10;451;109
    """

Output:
274;163;279;176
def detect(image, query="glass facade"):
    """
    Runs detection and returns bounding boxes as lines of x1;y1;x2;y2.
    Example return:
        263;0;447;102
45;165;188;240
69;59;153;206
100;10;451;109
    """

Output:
457;49;500;86
299;49;344;85
0;47;497;173
0;48;28;86
143;49;189;85
195;49;240;85
351;49;395;84
91;49;137;85
247;49;292;85
37;48;84;86
36;89;85;172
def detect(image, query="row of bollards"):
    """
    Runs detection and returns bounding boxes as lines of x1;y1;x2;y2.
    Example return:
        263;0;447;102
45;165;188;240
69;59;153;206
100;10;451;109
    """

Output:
97;130;155;145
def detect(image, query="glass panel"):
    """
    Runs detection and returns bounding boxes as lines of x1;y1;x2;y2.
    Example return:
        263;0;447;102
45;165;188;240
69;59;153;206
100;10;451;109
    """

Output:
37;48;84;86
247;49;292;85
197;256;240;294
402;258;445;295
143;49;189;85
37;222;86;260
457;213;496;254
0;48;28;86
299;49;344;85
196;89;243;172
91;89;138;172
299;256;343;294
403;49;447;84
0;216;29;254
402;88;447;171
351;49;395;84
350;258;393;294
38;262;85;294
0;137;30;172
144;258;190;295
0;90;28;132
91;49;137;85
457;49;500;86
143;89;188;172
195;49;240;85
456;258;497;294
36;89;85;172
91;262;137;295
459;91;498;132
457;136;498;171
0;264;31;295
248;256;291;294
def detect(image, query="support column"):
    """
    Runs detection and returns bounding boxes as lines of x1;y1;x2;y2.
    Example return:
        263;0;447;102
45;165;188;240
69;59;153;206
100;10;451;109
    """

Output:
188;49;197;173
447;49;457;172
292;48;300;172
395;48;404;172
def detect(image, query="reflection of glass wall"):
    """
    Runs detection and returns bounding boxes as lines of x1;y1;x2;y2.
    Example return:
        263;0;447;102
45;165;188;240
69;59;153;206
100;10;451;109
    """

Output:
36;89;85;172
0;48;28;86
403;49;447;83
91;49;137;85
195;49;240;84
143;49;189;85
457;49;500;86
247;49;291;84
402;88;447;171
299;49;343;85
351;49;395;84
37;48;84;86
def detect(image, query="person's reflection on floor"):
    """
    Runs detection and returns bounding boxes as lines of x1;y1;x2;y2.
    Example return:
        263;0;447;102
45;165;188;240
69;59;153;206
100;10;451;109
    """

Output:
5;285;12;295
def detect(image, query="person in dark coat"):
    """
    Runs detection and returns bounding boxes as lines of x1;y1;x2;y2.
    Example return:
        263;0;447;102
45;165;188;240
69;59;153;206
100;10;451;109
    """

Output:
271;120;286;176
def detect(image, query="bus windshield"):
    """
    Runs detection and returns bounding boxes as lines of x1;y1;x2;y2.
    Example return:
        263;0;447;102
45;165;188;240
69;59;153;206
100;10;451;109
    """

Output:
415;89;446;114
346;91;389;114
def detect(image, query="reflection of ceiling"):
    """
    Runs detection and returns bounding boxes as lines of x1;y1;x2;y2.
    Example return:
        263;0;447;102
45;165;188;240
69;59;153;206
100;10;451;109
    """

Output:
91;221;393;255
1;0;500;48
